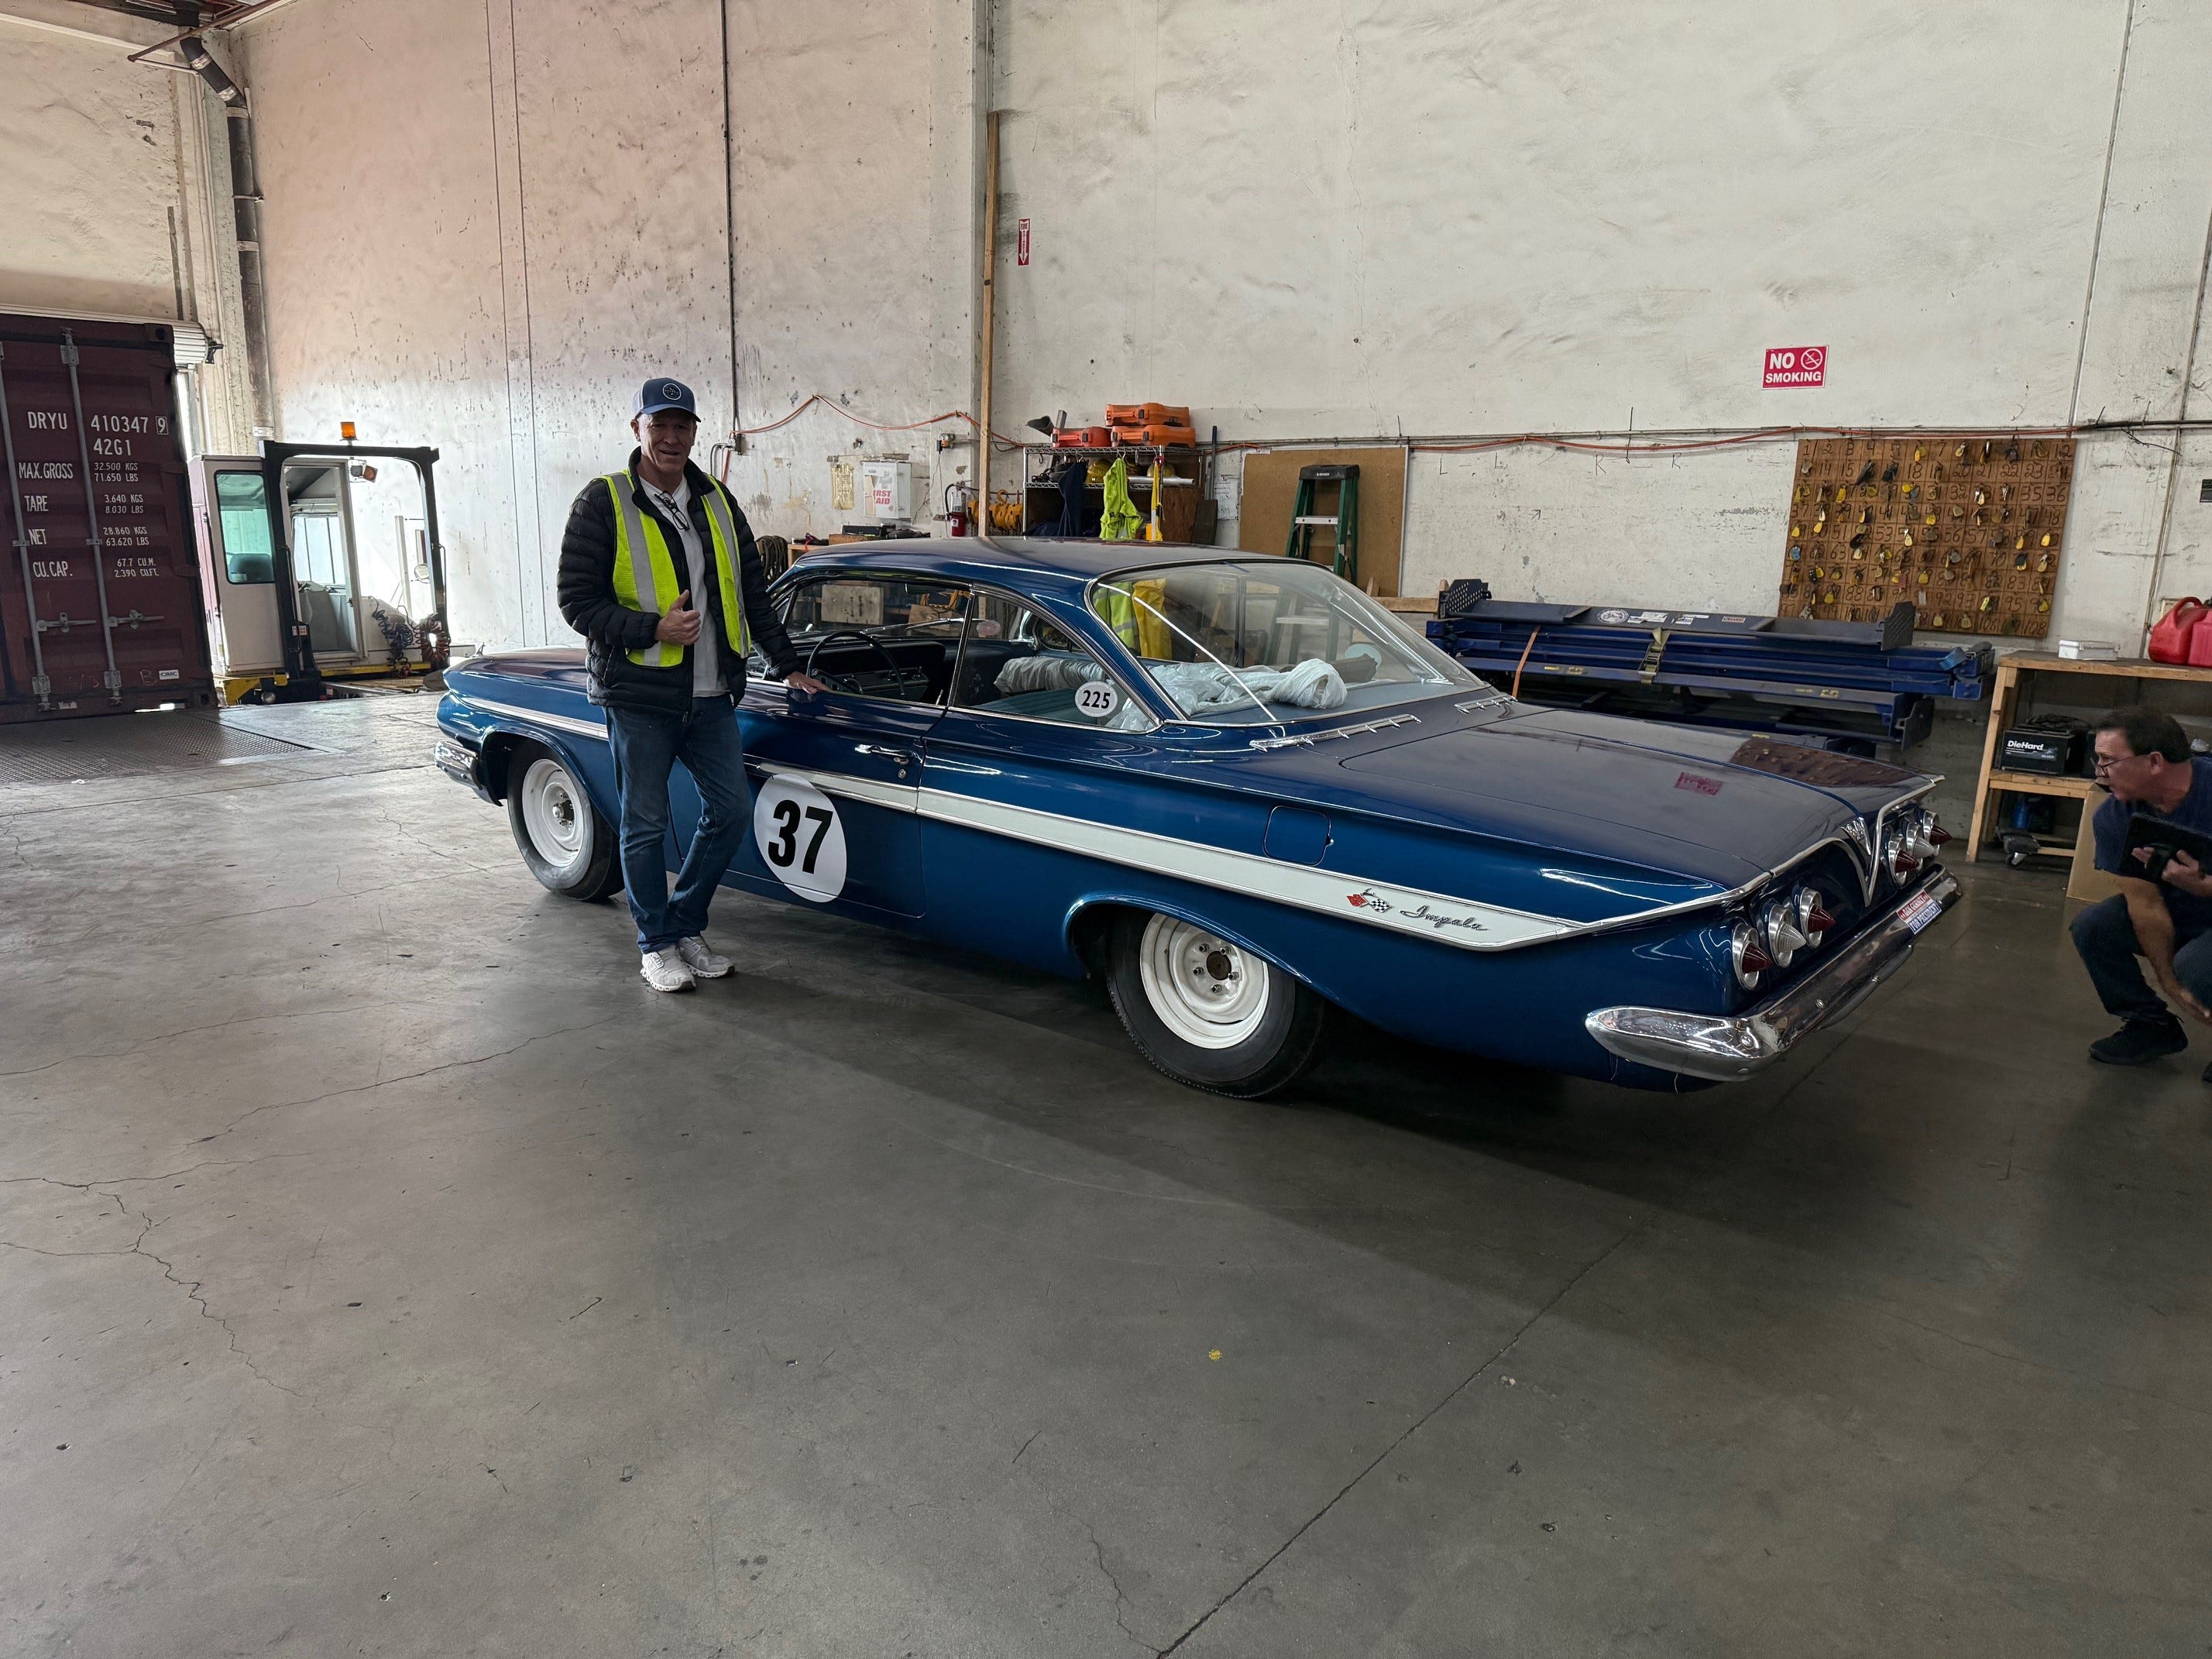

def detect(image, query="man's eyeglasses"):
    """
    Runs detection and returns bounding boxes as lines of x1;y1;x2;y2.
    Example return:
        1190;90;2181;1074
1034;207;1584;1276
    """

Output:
2093;751;2143;777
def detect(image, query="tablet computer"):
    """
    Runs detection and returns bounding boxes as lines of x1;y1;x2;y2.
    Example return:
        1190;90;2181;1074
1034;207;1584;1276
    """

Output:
2123;811;2212;880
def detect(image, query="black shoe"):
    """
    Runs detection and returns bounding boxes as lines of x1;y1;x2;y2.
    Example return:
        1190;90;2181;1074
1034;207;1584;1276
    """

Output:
2089;1021;2188;1065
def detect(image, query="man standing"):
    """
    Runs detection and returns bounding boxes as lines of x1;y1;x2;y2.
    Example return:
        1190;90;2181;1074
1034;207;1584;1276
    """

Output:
2070;707;2212;1069
556;378;826;991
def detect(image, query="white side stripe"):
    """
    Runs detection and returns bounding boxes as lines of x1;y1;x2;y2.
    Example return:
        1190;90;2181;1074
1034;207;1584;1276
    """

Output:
459;699;1661;953
914;786;1573;953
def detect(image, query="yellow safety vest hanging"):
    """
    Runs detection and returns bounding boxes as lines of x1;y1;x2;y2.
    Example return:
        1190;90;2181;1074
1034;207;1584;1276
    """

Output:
1099;457;1142;542
603;473;751;668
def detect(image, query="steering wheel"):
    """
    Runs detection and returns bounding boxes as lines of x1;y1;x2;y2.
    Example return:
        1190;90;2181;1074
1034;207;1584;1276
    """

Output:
804;629;924;698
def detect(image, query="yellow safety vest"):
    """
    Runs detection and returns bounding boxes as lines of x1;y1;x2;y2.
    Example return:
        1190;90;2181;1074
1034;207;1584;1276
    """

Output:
1097;578;1172;658
604;472;751;668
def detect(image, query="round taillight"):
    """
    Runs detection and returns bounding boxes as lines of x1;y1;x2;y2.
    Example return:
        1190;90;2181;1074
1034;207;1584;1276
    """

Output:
1731;920;1771;988
1883;823;1920;881
1795;886;1835;945
1762;896;1808;967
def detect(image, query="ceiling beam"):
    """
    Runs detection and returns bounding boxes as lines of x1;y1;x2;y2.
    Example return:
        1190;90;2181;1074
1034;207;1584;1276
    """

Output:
0;0;170;49
55;0;198;24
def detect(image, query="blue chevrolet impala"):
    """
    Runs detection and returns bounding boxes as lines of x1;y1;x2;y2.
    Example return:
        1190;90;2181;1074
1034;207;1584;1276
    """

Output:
434;539;1956;1096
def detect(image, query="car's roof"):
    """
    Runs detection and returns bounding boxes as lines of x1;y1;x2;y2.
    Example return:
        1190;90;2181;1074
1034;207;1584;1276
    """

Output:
780;535;1278;595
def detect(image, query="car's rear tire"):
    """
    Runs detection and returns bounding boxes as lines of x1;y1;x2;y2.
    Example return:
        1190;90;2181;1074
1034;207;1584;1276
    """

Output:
1103;909;1328;1097
505;741;623;902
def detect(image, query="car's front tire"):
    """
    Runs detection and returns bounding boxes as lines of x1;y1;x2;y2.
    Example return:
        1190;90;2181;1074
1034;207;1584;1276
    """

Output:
505;741;623;902
1103;909;1327;1097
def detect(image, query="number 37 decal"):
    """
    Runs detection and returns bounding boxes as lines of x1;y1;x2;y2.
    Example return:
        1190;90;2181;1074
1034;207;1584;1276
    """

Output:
752;776;848;902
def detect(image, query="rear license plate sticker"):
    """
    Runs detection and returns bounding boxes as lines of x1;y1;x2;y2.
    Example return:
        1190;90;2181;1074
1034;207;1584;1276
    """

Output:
1898;891;1941;934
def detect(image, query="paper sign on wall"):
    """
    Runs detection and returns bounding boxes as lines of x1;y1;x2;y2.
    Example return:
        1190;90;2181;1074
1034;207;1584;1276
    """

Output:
1763;345;1826;388
1017;218;1031;266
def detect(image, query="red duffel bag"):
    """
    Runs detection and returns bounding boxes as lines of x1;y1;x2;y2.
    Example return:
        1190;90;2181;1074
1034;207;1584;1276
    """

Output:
2149;597;2207;664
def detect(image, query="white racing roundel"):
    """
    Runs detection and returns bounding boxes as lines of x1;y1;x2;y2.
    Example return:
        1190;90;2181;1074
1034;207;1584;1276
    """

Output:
1073;680;1120;720
753;776;847;902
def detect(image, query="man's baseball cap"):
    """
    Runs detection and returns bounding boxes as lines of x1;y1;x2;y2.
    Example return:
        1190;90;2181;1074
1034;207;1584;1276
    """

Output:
634;377;698;420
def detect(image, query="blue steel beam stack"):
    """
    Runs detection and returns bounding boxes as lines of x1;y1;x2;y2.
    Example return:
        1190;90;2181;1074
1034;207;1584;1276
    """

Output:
1426;599;1991;750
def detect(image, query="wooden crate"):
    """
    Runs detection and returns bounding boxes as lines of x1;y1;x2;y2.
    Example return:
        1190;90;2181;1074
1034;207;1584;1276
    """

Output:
1778;435;2075;640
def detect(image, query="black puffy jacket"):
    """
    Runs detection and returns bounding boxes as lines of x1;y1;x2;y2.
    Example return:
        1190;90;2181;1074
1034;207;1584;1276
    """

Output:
555;452;800;714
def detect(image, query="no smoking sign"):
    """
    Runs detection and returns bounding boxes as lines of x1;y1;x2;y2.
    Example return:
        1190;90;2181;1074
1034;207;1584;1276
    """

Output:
1763;345;1826;388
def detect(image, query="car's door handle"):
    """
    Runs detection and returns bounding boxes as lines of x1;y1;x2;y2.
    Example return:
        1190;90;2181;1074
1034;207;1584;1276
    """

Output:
854;744;916;767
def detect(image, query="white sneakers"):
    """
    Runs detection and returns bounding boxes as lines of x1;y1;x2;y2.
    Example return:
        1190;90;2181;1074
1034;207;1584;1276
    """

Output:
640;936;732;992
676;936;732;978
640;947;696;993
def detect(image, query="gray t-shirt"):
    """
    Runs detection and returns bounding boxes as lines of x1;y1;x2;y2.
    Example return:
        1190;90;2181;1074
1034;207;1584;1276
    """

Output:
643;477;721;698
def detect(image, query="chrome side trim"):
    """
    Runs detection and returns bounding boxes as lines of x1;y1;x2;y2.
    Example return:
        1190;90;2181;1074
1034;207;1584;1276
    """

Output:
1248;713;1421;751
755;760;919;815
1585;871;1959;1082
466;696;610;741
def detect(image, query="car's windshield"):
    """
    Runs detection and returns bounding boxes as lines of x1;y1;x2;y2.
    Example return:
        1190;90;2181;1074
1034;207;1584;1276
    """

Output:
1089;560;1482;724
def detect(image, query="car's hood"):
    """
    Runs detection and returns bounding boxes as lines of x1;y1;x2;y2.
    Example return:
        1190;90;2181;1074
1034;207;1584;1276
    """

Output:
1326;704;1928;888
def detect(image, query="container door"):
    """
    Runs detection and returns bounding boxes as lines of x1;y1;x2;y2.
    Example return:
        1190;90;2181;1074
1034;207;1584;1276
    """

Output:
196;458;284;678
0;314;214;718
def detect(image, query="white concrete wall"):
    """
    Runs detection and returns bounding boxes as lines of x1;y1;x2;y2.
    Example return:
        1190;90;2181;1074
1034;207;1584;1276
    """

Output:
220;0;2212;654
242;0;981;654
995;0;2212;647
0;19;182;320
0;9;259;451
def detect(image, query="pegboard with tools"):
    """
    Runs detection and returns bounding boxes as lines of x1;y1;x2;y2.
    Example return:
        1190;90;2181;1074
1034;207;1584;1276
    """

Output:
1778;435;2075;638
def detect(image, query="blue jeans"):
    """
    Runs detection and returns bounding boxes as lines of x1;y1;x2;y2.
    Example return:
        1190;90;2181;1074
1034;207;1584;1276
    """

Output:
605;697;752;953
2069;894;2212;1026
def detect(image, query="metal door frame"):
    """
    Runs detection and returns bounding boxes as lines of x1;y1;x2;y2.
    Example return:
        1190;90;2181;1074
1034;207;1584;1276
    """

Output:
257;441;445;689
276;456;365;666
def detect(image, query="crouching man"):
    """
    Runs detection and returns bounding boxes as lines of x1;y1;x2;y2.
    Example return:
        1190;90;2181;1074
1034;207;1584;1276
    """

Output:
2071;707;2212;1070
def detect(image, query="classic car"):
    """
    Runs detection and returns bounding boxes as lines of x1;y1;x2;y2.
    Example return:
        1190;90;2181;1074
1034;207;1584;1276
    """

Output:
433;539;1959;1097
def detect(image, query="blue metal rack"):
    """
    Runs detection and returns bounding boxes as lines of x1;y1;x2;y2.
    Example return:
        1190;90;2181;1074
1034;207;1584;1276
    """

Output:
1427;599;1992;751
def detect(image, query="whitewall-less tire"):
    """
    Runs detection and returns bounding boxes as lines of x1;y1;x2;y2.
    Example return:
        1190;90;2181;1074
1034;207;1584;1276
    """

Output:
505;741;623;902
1104;908;1328;1097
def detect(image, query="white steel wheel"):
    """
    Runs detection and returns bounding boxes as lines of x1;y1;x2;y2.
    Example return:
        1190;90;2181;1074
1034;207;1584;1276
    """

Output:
504;740;622;902
1136;913;1273;1049
1103;908;1329;1098
518;757;589;878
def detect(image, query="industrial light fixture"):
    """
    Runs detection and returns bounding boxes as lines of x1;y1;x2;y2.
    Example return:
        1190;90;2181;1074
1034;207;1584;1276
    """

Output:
180;35;244;107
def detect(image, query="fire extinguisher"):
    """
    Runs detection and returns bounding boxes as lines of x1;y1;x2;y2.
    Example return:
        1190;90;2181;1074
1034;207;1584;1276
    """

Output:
945;482;971;537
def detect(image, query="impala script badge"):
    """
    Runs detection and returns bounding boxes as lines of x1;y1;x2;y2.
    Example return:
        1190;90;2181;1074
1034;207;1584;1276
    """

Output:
1346;888;1486;935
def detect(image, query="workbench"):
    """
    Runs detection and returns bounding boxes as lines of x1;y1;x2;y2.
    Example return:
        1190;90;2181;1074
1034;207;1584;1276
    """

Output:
1966;651;2212;895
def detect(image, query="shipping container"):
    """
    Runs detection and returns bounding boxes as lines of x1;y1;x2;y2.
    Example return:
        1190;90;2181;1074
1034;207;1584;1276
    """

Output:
0;314;215;723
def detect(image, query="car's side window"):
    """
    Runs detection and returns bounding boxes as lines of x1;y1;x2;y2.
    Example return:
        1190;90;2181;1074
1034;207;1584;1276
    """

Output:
951;590;1158;732
778;574;970;705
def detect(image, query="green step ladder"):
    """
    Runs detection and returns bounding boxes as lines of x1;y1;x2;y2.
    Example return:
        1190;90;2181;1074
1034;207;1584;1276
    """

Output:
1285;463;1359;585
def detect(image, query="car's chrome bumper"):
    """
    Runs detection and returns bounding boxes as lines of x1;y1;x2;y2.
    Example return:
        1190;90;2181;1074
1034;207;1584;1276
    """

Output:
1585;871;1960;1084
433;737;492;801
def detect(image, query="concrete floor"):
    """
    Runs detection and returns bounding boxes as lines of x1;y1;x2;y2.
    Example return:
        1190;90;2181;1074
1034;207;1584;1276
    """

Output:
2;699;2208;1657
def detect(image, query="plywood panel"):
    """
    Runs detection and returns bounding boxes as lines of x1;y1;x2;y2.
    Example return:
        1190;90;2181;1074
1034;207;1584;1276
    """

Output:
1778;434;2076;639
1238;446;1409;596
